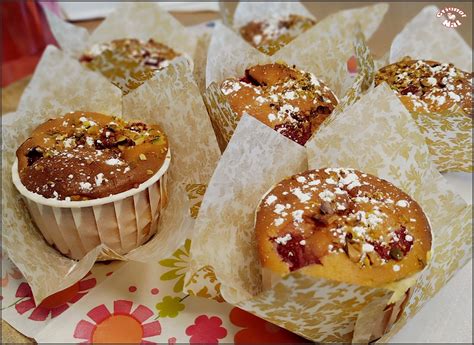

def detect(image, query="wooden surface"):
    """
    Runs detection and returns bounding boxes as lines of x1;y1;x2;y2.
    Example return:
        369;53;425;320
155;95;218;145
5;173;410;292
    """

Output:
2;3;472;343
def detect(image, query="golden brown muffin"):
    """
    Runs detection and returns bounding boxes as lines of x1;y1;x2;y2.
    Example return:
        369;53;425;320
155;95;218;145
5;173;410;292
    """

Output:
221;63;338;145
80;38;181;95
16;111;168;201
240;14;316;55
375;58;472;115
255;168;432;287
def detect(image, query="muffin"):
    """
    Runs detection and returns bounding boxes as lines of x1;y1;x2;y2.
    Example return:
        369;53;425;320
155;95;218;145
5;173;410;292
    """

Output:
221;63;338;145
12;111;171;259
375;58;472;115
80;38;181;95
239;14;316;55
255;168;432;287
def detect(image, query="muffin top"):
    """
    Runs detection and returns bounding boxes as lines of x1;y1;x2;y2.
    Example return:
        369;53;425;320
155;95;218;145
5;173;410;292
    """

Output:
375;58;472;115
240;14;316;55
256;168;432;287
16;111;169;201
221;63;338;145
80;38;181;95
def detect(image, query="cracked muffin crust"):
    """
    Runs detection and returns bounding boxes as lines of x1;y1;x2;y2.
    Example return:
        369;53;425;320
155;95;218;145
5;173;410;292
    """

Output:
80;38;181;94
255;168;432;287
239;14;316;55
221;63;338;145
16;111;169;201
375;58;472;115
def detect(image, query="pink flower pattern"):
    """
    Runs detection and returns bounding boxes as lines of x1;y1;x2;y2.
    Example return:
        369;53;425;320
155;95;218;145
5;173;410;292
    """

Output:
14;275;96;321
186;315;227;344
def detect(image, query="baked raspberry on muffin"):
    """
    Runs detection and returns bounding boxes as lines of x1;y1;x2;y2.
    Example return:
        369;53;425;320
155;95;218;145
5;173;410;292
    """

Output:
239;14;316;55
375;58;472;115
221;63;338;145
80;38;181;94
255;168;431;287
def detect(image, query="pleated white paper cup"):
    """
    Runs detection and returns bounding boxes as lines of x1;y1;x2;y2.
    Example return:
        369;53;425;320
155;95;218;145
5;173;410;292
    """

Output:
11;150;171;260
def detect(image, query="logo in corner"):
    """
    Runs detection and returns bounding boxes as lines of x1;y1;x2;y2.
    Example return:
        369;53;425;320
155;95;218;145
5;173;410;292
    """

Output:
436;7;467;28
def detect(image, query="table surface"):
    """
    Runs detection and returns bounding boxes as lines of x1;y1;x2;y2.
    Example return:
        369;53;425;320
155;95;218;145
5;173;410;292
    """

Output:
2;3;472;343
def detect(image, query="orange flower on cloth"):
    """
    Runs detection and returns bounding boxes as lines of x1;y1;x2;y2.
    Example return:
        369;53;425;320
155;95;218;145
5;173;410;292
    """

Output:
74;300;161;343
14;274;96;321
229;307;310;344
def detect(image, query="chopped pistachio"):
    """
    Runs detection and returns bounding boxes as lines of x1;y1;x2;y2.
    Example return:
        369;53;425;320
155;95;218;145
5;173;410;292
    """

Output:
390;247;403;260
87;126;99;135
146;169;154;175
139;153;147;161
134;136;145;145
346;242;362;263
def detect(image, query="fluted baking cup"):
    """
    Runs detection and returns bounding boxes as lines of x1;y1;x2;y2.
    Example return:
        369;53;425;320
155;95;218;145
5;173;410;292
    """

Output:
2;46;220;303
11;151;170;260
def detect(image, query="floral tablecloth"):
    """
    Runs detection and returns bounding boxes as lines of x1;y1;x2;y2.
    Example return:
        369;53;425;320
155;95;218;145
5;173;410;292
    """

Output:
1;241;308;343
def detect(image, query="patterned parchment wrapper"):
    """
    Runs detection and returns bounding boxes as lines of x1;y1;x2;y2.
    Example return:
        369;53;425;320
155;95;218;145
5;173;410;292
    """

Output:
204;9;377;151
232;1;315;29
380;5;472;172
185;84;471;342
2;46;220;303
43;2;211;92
225;1;387;56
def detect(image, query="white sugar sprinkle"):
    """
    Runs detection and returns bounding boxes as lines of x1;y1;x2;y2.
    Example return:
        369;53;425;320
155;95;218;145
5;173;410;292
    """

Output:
296;176;307;183
265;194;277;206
362;243;374;253
292;210;304;223
105;158;122;166
274;204;285;214
274;218;284;226
396;200;409;208
275;233;292;245
291;187;312;203
319;190;335;202
95;173;104;187
79;182;92;191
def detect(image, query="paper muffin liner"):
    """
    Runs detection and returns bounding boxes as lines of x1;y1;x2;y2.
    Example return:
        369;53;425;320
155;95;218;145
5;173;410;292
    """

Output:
3;46;221;303
375;5;472;173
219;1;387;57
11;151;170;260
43;2;209;93
203;17;375;151
184;84;471;343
